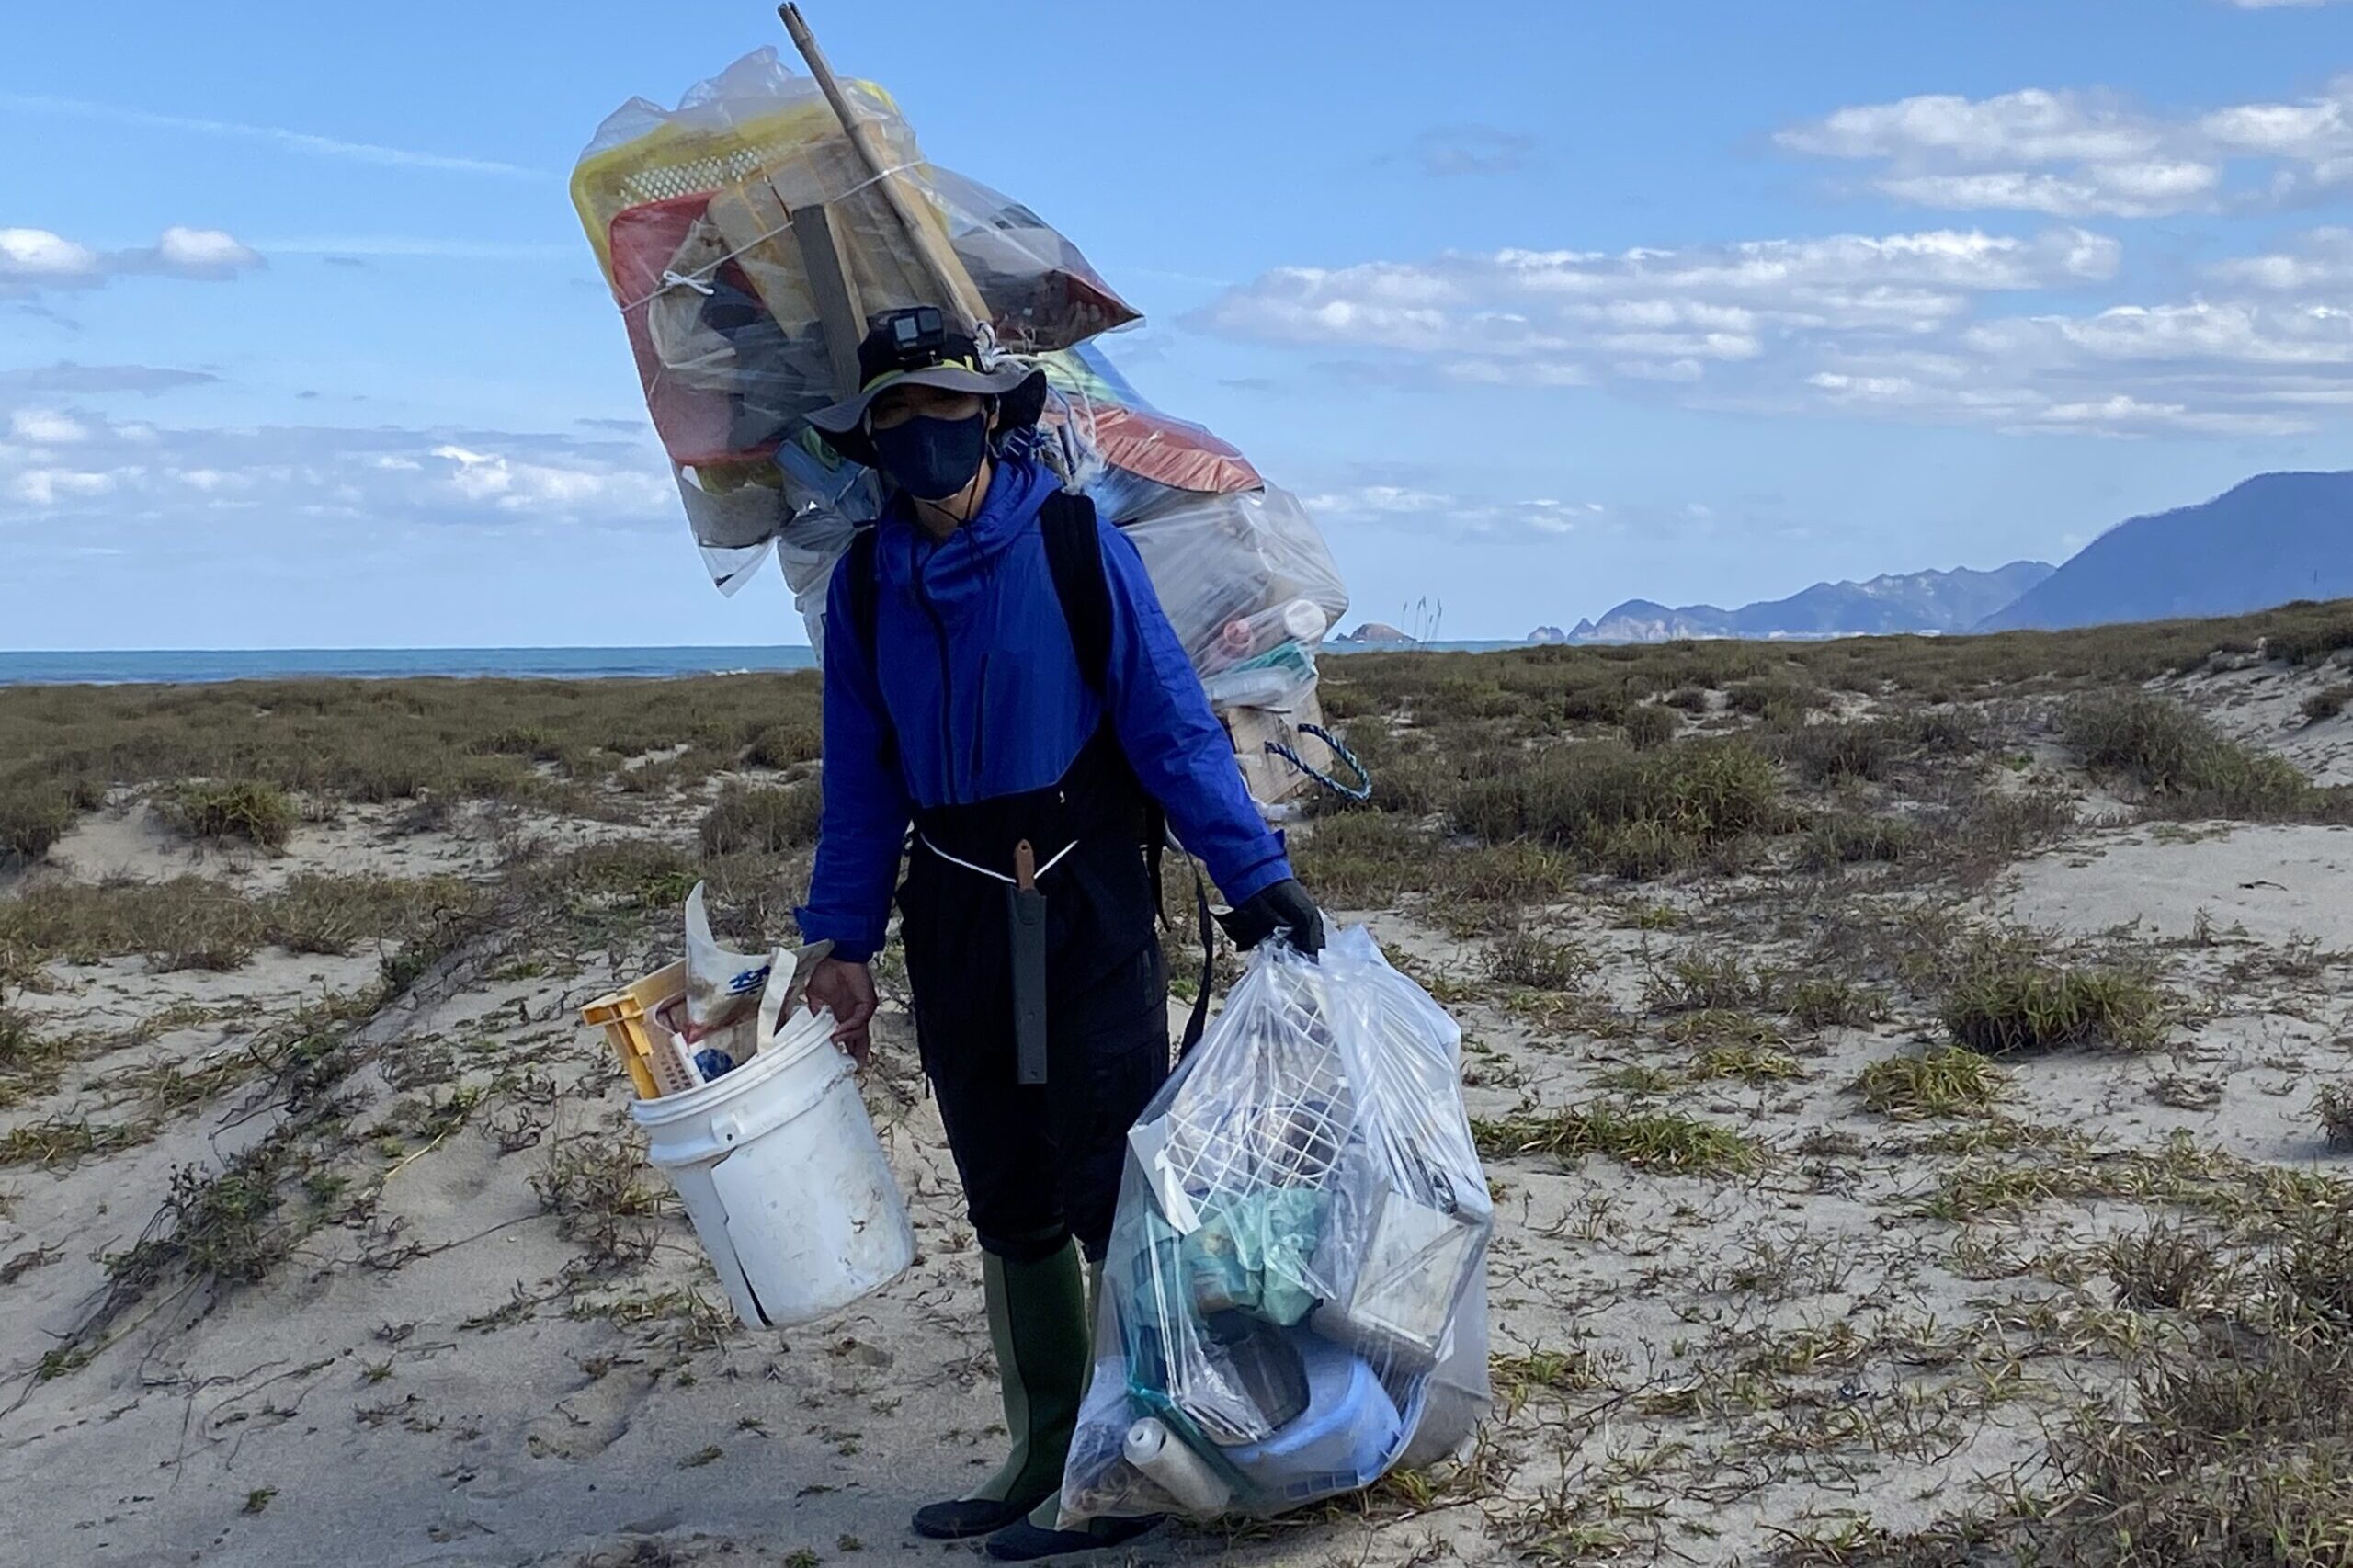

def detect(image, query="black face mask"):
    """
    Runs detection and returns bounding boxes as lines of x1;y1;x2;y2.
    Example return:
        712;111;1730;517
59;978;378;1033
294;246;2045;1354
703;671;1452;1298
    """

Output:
869;411;988;502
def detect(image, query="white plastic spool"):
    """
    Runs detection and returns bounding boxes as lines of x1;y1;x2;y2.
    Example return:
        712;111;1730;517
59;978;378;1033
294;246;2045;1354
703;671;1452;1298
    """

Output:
1123;1418;1232;1517
631;990;914;1328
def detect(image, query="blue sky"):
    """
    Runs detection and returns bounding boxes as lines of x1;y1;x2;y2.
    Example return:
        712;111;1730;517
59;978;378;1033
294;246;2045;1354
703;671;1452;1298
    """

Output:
4;0;2350;648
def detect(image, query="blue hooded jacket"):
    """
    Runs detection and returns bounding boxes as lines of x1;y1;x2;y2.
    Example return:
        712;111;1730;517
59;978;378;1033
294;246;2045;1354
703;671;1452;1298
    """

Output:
794;457;1295;963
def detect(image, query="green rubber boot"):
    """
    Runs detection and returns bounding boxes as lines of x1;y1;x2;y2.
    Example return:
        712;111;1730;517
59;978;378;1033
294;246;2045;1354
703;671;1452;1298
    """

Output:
983;1256;1165;1562
912;1241;1089;1540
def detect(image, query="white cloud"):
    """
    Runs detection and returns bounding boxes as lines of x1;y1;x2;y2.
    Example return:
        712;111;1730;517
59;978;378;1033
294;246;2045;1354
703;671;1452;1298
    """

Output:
0;408;674;532
171;468;251;494
2038;395;2250;431
0;228;103;281
1876;162;2220;217
1779;89;2164;165
1801;359;2312;436
140;226;264;278
431;444;652;510
1203;210;2353;442
1967;299;2353;368
8;468;117;506
1302;483;1610;540
0;225;264;296
2205;226;2353;289
1780;77;2353;215
1785;281;2353;436
0;92;540;178
10;409;93;444
1196;227;2117;383
1302;483;1451;515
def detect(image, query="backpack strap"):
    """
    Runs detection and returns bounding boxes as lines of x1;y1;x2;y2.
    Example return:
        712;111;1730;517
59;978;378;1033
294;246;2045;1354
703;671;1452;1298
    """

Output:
1181;867;1214;1056
1038;491;1156;858
1037;491;1113;695
1039;494;1211;1049
842;526;896;775
846;525;881;676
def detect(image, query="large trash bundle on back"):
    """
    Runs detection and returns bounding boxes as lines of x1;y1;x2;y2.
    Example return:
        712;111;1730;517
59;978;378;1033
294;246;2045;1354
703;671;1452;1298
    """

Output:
570;47;1351;811
1059;928;1492;1525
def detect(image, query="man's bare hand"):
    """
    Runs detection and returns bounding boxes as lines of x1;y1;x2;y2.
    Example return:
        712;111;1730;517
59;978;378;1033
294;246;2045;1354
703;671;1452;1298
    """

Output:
802;956;878;1068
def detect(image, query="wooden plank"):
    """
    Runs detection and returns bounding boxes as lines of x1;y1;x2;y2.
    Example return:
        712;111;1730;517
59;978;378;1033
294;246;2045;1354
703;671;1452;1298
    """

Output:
704;173;800;317
790;201;867;395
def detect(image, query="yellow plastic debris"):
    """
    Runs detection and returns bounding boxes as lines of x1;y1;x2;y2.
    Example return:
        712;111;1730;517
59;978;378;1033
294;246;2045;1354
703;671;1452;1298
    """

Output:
581;960;693;1099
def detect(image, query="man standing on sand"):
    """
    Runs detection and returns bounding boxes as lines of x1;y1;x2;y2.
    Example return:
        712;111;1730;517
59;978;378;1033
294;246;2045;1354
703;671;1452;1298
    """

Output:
792;308;1324;1562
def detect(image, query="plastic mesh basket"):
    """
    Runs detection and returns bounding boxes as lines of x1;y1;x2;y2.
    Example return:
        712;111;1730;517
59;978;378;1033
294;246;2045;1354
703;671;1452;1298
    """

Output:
1156;980;1352;1201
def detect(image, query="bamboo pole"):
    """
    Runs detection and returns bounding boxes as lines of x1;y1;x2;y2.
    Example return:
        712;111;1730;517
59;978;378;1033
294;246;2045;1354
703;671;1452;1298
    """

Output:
778;4;991;336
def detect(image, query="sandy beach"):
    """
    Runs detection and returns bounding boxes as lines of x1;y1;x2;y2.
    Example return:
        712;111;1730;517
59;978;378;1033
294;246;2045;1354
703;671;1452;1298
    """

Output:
5;609;2353;1567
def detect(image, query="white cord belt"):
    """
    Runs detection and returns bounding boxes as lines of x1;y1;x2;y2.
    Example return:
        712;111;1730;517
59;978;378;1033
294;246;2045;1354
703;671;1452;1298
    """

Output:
917;834;1081;886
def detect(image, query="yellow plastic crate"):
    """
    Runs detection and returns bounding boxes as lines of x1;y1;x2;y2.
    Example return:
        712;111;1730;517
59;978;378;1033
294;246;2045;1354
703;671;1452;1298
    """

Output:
567;84;902;280
581;960;692;1099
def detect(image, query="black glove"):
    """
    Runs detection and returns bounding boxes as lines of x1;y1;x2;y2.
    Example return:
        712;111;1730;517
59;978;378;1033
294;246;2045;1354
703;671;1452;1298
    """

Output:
1222;879;1325;958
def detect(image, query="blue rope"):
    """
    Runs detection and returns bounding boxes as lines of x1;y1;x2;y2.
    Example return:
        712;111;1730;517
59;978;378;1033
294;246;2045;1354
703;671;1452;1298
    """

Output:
1265;722;1373;801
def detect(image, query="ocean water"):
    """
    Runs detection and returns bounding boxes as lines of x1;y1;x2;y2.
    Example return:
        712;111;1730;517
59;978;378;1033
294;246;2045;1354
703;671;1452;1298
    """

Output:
0;646;823;687
0;640;1527;687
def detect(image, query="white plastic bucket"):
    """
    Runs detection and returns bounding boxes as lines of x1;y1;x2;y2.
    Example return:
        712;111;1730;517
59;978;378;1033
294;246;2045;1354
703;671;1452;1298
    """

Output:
630;1002;915;1328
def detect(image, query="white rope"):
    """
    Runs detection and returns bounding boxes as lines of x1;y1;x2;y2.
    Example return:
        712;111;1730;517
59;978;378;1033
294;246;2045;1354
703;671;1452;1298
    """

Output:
916;834;1079;886
613;158;928;313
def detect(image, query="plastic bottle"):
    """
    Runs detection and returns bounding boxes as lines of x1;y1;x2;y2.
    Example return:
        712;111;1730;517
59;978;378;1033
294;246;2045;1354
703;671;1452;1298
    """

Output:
1210;599;1330;670
1200;663;1307;711
1123;1418;1233;1516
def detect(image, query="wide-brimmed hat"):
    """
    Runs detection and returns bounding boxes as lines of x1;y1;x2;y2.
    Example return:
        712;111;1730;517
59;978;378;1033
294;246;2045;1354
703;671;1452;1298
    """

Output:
806;307;1048;468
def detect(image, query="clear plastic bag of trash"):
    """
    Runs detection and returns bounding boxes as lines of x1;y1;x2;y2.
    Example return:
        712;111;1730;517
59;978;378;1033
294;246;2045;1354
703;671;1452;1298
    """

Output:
1120;487;1347;679
1058;926;1492;1527
570;46;1136;537
573;46;1350;650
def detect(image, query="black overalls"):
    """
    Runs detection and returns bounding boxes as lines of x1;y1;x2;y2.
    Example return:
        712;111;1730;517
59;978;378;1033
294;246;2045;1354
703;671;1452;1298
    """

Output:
899;733;1170;1264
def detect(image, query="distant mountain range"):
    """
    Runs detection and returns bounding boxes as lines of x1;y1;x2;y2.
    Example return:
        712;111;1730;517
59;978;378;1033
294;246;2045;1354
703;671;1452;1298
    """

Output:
1569;562;2053;643
1975;471;2353;631
1339;469;2353;649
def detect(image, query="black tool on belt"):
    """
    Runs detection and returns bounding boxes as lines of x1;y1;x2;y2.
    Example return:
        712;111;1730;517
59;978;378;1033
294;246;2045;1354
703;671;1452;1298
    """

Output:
908;731;1188;1086
914;827;1083;1084
1007;838;1050;1085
